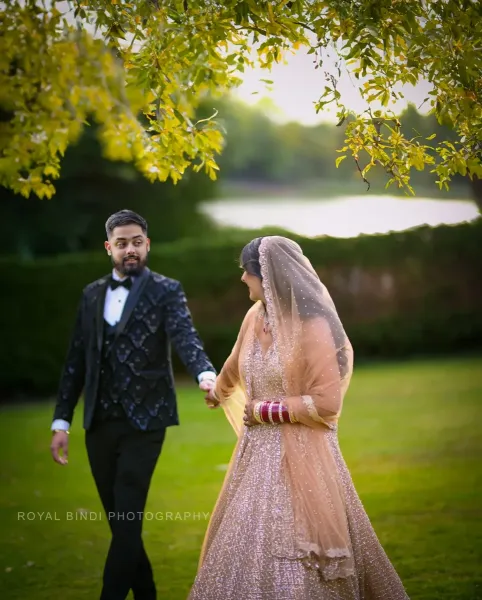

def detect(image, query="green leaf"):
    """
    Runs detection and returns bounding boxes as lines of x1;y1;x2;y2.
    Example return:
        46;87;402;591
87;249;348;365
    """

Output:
1;0;481;197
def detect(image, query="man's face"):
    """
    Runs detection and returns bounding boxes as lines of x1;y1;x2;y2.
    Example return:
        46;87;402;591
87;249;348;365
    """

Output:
104;224;150;277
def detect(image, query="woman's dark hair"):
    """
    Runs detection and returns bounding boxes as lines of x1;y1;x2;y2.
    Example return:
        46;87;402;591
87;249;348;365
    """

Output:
240;237;263;278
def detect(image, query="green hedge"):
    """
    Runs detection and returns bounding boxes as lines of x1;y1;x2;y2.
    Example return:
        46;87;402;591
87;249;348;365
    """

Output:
2;219;481;397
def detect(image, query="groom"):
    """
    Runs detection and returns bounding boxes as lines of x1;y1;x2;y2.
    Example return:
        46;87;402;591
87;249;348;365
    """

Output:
50;209;216;600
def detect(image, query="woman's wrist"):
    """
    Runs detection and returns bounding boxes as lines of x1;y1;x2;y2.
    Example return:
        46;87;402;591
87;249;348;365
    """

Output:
253;401;263;424
253;400;297;424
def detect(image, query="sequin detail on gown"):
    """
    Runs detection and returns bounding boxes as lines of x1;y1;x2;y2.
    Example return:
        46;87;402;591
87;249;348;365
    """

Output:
188;337;409;599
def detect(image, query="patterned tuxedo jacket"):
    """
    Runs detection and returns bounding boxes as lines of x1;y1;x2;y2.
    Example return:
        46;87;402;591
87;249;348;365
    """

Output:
53;268;215;431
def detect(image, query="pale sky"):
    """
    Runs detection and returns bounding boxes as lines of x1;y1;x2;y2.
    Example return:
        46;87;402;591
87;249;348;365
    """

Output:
49;4;434;126
233;46;434;125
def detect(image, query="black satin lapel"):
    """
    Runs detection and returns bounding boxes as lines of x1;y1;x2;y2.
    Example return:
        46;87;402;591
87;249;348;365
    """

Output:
95;279;109;351
114;268;151;340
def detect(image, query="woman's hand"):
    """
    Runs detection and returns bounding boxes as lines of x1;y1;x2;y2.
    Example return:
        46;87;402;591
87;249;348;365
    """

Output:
243;401;260;427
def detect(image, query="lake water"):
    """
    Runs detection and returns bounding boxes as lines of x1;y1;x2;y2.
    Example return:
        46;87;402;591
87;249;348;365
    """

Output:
201;195;480;238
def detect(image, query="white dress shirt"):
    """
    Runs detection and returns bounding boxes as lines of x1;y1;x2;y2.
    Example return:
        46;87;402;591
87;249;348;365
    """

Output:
51;269;215;432
104;272;131;326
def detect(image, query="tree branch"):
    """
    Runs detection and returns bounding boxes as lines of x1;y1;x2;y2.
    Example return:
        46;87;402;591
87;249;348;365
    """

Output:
354;156;371;191
293;21;316;35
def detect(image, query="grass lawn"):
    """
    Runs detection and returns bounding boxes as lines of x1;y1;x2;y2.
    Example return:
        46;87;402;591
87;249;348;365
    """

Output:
0;355;481;599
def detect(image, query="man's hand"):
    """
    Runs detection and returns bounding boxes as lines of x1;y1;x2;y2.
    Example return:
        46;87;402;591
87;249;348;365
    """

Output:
199;379;214;393
50;431;69;465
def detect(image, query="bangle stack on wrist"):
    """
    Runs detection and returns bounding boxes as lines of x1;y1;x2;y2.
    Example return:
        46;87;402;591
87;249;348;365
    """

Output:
253;401;297;424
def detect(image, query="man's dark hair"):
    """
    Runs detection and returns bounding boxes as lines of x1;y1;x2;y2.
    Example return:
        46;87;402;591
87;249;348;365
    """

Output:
105;210;148;238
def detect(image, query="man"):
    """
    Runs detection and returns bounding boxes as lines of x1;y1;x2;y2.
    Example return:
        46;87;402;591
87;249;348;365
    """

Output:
50;209;216;600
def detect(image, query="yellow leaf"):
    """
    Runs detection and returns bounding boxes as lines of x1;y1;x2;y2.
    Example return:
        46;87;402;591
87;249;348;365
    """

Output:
43;165;58;177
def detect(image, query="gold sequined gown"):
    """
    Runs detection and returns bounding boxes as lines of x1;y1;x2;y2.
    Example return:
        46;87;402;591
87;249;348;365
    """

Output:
188;337;409;600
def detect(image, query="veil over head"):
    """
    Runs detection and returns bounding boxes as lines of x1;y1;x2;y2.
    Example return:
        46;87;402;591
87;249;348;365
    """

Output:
259;235;352;407
213;236;355;580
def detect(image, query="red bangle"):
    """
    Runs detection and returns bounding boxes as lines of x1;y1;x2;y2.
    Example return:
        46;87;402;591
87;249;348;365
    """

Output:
271;402;281;423
267;402;278;423
257;401;292;424
260;401;270;423
271;402;290;423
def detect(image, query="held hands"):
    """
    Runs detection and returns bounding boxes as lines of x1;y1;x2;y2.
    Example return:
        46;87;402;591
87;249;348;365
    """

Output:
50;431;69;465
199;378;220;409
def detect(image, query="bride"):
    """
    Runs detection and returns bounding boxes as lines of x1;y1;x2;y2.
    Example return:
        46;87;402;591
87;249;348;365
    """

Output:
189;236;409;600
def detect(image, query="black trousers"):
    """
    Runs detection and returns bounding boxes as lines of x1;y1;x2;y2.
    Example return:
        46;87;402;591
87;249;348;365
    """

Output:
85;419;166;600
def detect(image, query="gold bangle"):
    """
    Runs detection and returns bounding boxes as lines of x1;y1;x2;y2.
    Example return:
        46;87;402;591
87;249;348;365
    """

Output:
288;405;298;424
52;429;70;435
278;403;285;424
254;402;263;424
268;402;275;424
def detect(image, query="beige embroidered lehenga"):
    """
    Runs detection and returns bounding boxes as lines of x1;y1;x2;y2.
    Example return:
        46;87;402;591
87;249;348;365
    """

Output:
188;237;409;600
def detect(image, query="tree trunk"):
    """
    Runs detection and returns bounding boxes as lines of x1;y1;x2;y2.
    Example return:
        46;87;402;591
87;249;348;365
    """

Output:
471;176;482;212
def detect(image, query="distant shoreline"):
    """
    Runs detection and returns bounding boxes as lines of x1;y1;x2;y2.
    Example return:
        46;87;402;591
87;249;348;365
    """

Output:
216;179;473;201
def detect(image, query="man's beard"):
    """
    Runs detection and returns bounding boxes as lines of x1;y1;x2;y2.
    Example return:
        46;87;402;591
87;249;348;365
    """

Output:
112;254;148;277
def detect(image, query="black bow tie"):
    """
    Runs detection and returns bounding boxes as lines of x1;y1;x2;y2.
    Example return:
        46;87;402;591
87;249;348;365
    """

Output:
110;277;132;291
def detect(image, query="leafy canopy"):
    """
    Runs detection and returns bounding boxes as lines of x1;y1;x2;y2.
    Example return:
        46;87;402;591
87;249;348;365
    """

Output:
1;0;481;198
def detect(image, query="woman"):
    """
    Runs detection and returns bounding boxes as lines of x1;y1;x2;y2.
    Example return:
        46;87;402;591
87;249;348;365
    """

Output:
188;236;409;600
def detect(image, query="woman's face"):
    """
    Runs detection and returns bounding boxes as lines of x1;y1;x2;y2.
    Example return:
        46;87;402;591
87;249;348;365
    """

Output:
241;270;265;303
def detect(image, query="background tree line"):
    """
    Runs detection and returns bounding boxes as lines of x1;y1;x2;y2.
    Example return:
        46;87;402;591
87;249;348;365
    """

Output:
205;97;468;193
2;1;481;202
1;97;472;259
2;219;480;397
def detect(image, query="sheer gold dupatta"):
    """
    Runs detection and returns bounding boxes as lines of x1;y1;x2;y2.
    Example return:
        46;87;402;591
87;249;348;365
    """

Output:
259;236;355;579
214;305;258;436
